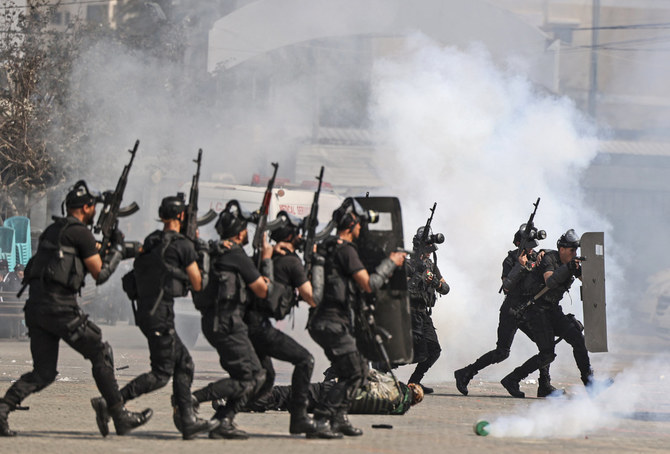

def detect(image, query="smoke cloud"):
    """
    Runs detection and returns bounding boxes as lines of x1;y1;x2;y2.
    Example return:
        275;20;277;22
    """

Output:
483;356;670;438
368;33;618;382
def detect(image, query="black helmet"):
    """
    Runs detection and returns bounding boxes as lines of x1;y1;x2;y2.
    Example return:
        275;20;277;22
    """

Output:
515;224;539;249
557;229;580;249
215;200;252;239
332;198;378;231
158;193;186;220
65;180;102;209
0;259;8;272
14;263;25;272
413;226;445;252
269;210;302;242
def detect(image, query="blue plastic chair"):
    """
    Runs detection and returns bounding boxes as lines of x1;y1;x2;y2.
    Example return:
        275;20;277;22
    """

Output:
0;226;17;272
4;216;31;266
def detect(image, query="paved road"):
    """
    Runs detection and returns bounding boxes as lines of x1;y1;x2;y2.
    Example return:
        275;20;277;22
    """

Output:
0;323;668;453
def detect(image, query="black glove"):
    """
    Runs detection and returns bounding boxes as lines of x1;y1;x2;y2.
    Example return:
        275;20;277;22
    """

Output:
567;259;580;274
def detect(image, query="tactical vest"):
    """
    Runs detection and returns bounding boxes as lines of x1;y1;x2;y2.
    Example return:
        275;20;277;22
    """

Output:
133;230;189;311
321;237;357;310
407;255;438;307
256;280;296;320
192;243;247;312
23;217;86;292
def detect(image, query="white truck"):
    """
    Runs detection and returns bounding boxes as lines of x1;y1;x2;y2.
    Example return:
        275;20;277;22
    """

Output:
174;181;344;347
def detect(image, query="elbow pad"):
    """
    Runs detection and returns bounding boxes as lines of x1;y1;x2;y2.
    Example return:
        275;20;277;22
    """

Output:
436;280;450;295
260;258;274;281
198;250;210;289
502;263;526;293
311;258;325;305
545;264;572;289
97;247;123;285
369;258;397;292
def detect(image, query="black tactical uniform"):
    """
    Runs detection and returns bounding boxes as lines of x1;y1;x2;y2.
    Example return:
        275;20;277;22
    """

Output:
245;244;317;434
406;230;449;393
191;201;266;440
93;195;214;439
309;198;402;438
0;181;150;438
501;230;603;396
309;236;369;436
454;245;557;398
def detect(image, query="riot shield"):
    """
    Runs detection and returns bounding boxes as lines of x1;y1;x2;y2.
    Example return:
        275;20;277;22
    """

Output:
354;197;413;365
580;232;608;352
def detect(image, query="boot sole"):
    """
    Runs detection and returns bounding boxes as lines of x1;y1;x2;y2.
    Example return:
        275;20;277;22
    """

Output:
90;398;110;437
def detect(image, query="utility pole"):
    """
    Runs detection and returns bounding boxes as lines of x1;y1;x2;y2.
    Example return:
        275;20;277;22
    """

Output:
588;0;600;119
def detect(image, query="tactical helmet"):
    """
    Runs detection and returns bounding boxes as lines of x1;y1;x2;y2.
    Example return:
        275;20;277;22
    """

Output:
515;224;539;249
413;226;445;252
158;193;186;220
0;259;8;272
408;383;424;405
332;197;378;231
65;180;102;209
557;229;580;249
14;263;25;272
215;200;252;239
269;210;302;242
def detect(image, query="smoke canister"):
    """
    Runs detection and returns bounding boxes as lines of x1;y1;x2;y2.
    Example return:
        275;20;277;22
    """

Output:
474;420;489;436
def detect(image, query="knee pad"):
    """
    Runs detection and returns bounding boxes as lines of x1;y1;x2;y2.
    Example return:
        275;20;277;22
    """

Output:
32;369;58;390
565;314;585;333
538;351;557;368
492;348;511;363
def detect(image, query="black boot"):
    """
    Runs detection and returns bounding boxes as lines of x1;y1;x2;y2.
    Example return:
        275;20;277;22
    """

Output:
90;397;110;437
306;417;343;439
537;369;564;398
178;404;220;440
289;407;317;435
418;384;434;395
500;374;525;398
0;399;16;437
454;367;474;396
583;374;614;397
209;417;249;440
172;394;201;434
110;403;153;436
331;412;362;437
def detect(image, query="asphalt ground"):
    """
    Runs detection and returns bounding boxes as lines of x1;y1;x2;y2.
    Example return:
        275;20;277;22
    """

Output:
0;323;668;454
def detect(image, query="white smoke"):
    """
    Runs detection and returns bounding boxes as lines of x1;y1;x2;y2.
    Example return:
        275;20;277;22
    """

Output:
483;356;670;438
369;33;613;382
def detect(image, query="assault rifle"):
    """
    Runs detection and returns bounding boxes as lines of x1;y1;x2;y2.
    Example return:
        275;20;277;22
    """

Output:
252;162;279;267
94;140;140;259
302;166;324;276
181;149;216;241
518;197;546;253
354;296;402;393
422;202;437;243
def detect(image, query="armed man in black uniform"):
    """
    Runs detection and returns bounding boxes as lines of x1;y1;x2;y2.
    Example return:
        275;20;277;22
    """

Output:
454;226;560;398
406;227;449;394
308;198;406;438
91;195;216;439
0;181;151;437
190;200;269;440
499;229;611;397
245;211;319;435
